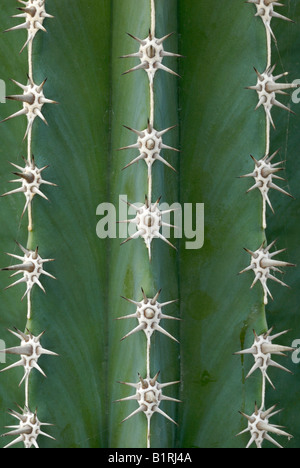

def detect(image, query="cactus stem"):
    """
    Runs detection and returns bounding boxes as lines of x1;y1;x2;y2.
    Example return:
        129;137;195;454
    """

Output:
1;1;57;446
117;0;181;447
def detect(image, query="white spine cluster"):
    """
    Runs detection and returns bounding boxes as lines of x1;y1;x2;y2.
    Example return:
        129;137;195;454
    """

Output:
240;240;295;305
116;372;180;447
247;65;298;132
240;150;293;229
0;329;57;417
122;31;180;84
119;288;179;342
2;242;55;318
120;196;176;260
119;121;179;173
1;76;57;140
1;0;56;448
246;0;293;43
5;0;53;55
235;328;293;388
2;156;56;218
1;406;54;449
117;0;181;448
239;1;296;448
238;402;292;449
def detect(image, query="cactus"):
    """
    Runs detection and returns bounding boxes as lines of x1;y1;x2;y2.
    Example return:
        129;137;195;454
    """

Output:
235;0;298;449
0;0;57;448
0;0;299;449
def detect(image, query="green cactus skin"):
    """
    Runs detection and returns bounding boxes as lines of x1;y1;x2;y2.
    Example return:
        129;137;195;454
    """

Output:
0;0;299;449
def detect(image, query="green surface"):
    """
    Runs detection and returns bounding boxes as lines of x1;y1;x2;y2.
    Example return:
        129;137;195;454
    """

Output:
0;0;298;449
265;0;300;449
178;0;266;448
0;0;111;448
107;0;180;448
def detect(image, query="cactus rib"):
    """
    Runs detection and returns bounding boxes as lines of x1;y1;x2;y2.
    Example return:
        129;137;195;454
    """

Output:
116;0;181;448
1;0;56;448
238;1;296;448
